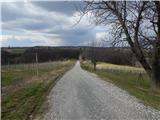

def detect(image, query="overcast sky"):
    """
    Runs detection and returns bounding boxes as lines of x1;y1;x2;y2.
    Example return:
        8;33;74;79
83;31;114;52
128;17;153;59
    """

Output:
1;1;109;47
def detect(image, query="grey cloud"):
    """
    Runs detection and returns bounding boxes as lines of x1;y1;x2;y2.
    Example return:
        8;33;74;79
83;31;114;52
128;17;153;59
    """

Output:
1;3;26;21
55;26;96;46
32;1;84;15
1;1;107;47
23;23;49;31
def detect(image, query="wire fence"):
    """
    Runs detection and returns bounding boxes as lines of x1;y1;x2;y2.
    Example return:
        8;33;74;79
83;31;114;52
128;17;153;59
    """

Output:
1;61;66;72
83;63;148;88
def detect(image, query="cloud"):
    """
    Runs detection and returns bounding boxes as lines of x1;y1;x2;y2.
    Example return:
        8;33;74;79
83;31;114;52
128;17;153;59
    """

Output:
1;2;25;21
1;1;109;47
96;32;107;41
1;34;63;47
32;1;83;16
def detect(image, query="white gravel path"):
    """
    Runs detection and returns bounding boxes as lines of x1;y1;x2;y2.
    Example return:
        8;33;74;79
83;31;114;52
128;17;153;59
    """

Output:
44;61;160;120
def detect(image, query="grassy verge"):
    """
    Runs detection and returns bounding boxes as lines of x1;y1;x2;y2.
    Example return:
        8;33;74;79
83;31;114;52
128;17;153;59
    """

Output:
81;61;160;110
2;60;75;120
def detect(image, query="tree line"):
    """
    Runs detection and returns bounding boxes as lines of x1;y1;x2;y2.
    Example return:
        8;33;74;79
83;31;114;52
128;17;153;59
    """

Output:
2;46;138;67
1;47;79;65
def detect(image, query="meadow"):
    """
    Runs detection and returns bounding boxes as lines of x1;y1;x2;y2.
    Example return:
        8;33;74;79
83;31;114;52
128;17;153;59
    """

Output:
81;61;160;110
1;60;75;120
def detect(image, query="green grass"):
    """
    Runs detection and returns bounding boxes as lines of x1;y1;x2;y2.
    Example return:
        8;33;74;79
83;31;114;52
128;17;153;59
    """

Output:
2;48;27;54
81;62;160;110
2;84;46;120
2;70;35;86
2;60;75;120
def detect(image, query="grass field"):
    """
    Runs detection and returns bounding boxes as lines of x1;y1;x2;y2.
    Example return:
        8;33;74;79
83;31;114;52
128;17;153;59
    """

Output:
97;62;145;74
1;60;75;120
81;61;160;110
2;48;27;54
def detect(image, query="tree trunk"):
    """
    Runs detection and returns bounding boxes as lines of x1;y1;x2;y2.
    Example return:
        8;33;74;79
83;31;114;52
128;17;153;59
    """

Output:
151;36;160;92
151;63;160;92
151;1;160;92
93;62;96;71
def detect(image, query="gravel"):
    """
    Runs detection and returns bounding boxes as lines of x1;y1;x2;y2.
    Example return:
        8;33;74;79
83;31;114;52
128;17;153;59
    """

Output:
44;61;160;120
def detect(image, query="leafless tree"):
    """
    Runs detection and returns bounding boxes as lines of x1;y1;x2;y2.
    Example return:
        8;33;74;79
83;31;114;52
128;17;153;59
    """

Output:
88;39;100;70
82;1;160;92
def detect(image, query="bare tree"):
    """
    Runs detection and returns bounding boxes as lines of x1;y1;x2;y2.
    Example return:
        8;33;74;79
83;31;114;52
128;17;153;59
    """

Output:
88;39;99;70
82;1;160;92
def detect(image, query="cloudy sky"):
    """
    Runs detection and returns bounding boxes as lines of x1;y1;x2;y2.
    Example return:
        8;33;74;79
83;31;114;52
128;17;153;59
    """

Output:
1;1;108;47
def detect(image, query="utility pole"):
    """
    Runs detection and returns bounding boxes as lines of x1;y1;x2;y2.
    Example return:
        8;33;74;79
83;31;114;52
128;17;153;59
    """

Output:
35;53;39;76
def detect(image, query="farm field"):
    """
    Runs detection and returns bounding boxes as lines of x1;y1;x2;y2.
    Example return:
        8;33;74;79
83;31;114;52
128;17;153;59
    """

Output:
97;62;145;73
81;61;160;110
2;47;27;54
1;60;75;120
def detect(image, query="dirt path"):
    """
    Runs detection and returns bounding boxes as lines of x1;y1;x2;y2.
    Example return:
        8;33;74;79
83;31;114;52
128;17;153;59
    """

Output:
44;61;160;120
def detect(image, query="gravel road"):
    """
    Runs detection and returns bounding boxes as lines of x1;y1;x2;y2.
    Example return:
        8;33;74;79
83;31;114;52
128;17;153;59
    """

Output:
44;61;160;120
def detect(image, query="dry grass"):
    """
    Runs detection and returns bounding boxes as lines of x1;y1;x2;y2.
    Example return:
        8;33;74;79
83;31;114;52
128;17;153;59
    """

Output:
97;62;145;74
1;60;75;120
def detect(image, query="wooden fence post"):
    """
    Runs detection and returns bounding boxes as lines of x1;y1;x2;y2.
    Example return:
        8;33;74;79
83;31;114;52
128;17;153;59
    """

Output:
35;53;39;76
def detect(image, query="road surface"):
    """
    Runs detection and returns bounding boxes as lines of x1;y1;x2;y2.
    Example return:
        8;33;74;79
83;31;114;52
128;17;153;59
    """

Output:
44;61;160;120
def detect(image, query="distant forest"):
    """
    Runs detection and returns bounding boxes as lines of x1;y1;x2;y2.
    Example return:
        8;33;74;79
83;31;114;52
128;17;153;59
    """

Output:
1;46;139;66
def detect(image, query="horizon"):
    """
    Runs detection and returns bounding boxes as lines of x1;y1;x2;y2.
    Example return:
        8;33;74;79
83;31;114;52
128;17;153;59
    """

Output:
1;45;130;48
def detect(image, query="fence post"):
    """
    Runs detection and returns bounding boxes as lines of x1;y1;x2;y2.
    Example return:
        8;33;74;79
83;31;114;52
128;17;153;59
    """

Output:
35;53;39;77
7;60;10;71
